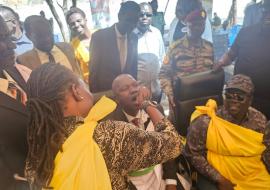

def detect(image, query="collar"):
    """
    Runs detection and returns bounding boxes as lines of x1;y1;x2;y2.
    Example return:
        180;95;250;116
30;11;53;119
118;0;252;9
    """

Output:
0;77;9;94
64;116;84;125
63;116;84;137
0;69;26;102
134;26;153;36
183;35;204;48
0;68;23;92
115;25;127;39
35;45;57;54
123;109;149;124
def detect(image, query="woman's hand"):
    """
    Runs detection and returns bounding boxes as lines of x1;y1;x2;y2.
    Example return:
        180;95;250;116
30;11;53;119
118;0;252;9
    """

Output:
137;86;151;109
217;176;235;190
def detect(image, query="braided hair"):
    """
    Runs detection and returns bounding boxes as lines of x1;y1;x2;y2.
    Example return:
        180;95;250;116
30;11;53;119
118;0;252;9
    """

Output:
26;63;78;188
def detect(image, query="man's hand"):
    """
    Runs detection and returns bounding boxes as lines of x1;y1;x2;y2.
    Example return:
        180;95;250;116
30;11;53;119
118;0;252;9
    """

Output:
165;185;177;190
217;176;235;190
137;86;151;109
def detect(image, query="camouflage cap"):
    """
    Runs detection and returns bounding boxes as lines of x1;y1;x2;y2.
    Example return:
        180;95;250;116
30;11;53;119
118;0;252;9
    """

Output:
185;9;207;23
225;74;254;95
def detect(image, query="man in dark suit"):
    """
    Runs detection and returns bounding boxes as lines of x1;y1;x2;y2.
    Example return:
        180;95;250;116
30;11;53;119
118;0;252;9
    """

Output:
17;15;81;77
0;15;31;95
0;15;29;190
214;0;270;119
89;1;140;93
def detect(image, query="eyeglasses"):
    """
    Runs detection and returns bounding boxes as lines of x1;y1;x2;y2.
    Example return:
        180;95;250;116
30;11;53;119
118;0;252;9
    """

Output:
4;18;16;23
224;92;248;102
140;13;153;18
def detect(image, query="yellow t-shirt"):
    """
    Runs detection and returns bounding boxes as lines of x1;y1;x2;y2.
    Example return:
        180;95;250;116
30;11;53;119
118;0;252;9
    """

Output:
71;37;90;83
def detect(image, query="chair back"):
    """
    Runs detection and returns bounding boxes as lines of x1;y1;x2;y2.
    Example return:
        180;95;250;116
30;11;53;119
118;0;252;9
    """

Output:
173;70;225;136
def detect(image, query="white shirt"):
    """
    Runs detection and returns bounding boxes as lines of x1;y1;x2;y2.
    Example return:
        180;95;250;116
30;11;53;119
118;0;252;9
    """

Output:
134;26;165;98
168;16;213;44
124;109;166;190
35;45;73;71
124;109;154;131
115;25;128;71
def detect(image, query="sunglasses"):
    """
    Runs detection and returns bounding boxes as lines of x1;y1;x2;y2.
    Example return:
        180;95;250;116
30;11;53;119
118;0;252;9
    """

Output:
224;92;248;102
140;13;153;18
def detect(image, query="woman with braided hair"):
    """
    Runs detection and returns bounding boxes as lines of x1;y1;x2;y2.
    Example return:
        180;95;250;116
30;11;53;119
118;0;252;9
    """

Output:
25;63;183;190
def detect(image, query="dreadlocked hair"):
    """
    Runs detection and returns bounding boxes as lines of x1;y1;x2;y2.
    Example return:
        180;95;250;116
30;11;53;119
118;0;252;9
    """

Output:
25;63;78;188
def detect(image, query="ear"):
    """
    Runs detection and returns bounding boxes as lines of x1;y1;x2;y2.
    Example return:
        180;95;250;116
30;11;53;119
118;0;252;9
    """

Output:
114;96;119;104
112;92;120;104
118;13;122;21
71;83;84;102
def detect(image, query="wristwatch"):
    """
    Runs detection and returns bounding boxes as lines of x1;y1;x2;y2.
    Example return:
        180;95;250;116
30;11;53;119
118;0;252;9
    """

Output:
141;100;158;111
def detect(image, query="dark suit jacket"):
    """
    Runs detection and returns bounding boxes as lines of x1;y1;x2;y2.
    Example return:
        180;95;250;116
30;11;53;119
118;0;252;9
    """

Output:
0;92;29;190
103;105;128;122
17;42;82;76
89;25;138;93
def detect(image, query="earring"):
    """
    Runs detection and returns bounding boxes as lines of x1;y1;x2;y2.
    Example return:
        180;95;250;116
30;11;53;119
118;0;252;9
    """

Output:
80;96;84;100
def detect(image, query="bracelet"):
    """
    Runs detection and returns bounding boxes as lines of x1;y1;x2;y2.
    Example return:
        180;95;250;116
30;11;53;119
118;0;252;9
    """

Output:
141;100;158;111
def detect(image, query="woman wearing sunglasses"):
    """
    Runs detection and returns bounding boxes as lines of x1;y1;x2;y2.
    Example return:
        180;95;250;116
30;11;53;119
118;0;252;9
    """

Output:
185;74;270;190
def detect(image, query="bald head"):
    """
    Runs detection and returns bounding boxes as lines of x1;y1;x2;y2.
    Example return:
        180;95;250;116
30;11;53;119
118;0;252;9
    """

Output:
138;2;153;32
112;74;136;95
112;74;140;115
140;2;152;12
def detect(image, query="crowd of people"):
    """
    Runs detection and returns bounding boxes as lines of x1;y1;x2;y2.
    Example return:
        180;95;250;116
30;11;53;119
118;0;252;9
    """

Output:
0;0;270;190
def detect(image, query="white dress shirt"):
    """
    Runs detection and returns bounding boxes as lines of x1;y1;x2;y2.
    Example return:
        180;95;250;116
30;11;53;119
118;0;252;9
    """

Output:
134;26;165;99
115;25;128;71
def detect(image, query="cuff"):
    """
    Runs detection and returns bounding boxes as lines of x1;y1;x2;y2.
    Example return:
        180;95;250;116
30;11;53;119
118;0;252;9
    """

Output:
165;179;177;185
155;118;172;132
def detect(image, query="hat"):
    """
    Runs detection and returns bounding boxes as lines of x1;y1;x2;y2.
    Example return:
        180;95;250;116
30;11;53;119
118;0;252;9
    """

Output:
225;74;254;95
185;9;206;23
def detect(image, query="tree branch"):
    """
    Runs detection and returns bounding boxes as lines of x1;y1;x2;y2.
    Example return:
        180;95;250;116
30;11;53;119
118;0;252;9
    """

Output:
56;0;63;10
45;0;68;42
72;0;77;8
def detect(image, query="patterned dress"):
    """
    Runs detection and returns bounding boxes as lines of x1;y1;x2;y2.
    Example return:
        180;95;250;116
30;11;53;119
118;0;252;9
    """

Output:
26;117;184;190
